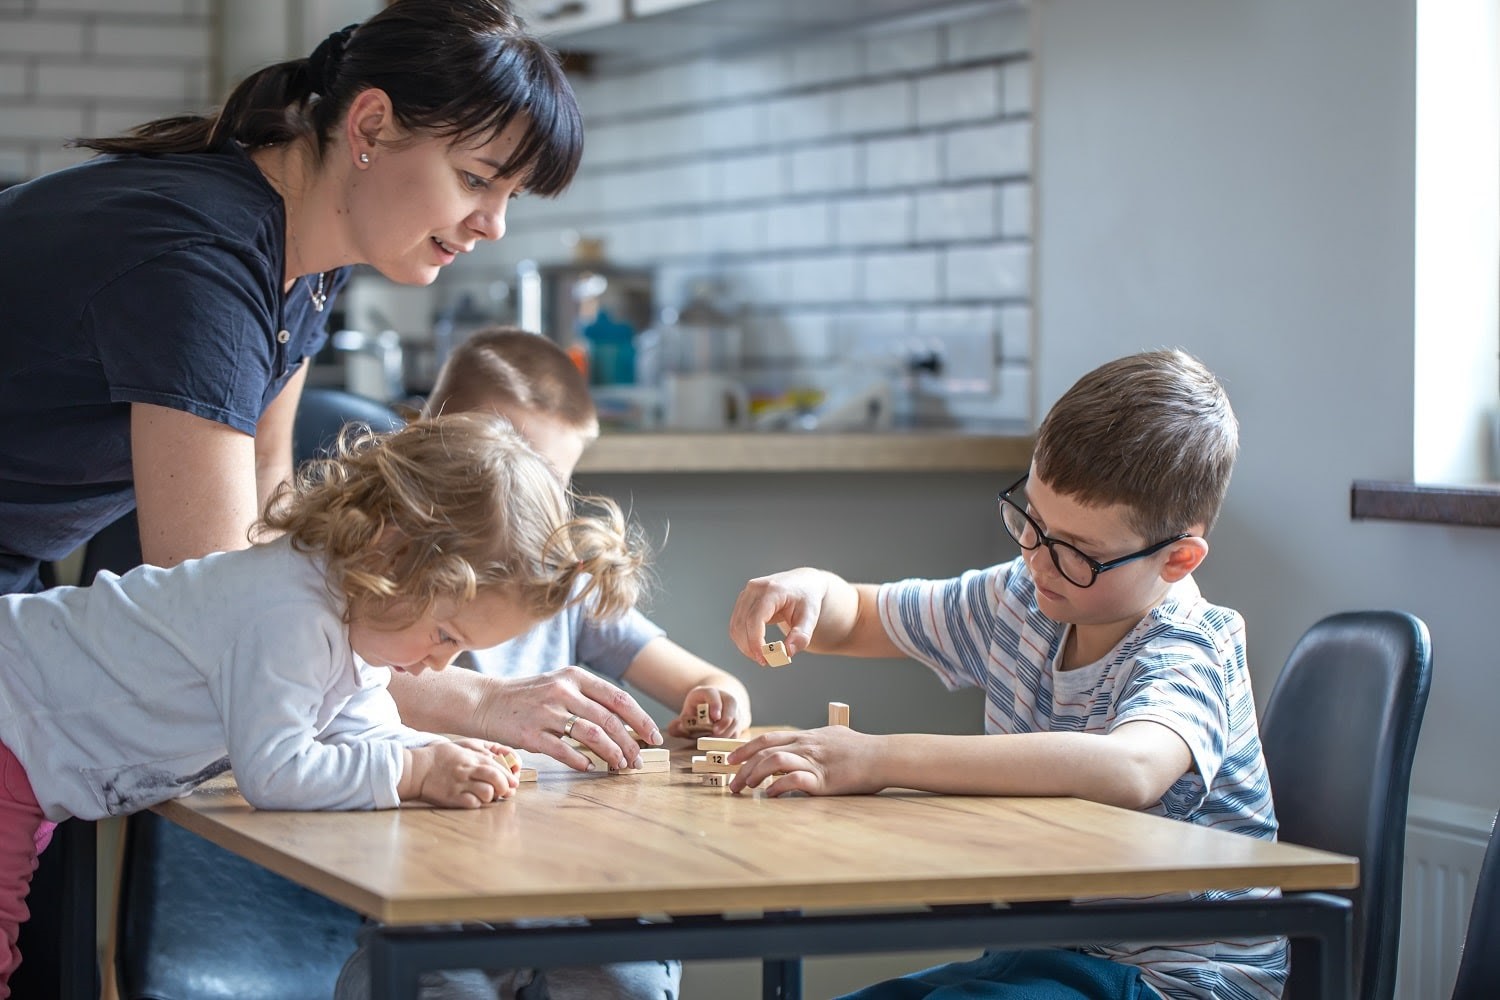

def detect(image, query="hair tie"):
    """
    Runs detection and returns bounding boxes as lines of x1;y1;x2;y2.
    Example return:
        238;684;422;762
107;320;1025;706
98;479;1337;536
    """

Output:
306;24;357;95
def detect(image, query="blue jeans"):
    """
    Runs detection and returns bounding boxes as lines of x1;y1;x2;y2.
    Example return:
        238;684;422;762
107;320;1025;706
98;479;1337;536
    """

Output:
335;920;680;1000
836;949;1150;1000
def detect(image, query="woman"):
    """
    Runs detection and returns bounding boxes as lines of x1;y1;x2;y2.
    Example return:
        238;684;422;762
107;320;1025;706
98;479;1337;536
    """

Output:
0;0;659;991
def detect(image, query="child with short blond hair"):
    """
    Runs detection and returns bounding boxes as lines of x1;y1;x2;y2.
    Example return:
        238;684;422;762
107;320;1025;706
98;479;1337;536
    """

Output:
0;413;645;994
424;327;750;743
726;349;1281;1000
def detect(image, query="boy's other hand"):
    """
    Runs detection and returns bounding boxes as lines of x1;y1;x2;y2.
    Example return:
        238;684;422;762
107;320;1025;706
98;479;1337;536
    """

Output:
405;740;518;808
728;568;831;664
668;686;749;739
726;726;883;797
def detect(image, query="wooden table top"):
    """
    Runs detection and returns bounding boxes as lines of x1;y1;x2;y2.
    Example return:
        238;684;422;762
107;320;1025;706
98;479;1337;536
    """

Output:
156;743;1358;927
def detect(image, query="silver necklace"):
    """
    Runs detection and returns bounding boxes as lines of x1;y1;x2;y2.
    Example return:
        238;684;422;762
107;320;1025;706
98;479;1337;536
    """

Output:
308;271;327;312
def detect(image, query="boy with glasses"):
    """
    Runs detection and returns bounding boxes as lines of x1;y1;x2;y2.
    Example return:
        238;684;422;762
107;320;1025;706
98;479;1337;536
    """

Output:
726;349;1282;1000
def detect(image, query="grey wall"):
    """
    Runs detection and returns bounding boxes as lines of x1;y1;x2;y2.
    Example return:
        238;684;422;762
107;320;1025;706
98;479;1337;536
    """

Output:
575;471;997;734
592;0;1500;821
1033;0;1500;814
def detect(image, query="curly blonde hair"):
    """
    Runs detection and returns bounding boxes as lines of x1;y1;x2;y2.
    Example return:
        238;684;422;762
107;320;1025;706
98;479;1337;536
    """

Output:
255;413;647;625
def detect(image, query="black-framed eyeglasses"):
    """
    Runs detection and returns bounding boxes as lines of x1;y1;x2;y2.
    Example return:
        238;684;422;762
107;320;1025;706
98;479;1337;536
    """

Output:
996;474;1191;589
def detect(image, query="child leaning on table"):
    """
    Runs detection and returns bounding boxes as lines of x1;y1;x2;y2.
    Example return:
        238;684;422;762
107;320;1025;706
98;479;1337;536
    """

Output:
726;349;1283;1000
333;327;750;1000
0;413;647;996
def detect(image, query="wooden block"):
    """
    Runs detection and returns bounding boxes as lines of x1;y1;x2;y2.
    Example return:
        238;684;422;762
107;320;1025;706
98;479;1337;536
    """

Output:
761;640;791;667
500;750;522;771
697;737;748;752
705;750;731;765
828;701;850;728
582;746;670;774
702;773;731;787
696;702;710;725
610;758;670;774
516;767;538;783
691;757;741;775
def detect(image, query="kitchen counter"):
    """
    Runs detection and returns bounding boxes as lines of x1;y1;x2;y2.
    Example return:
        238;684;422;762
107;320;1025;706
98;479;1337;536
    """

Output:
576;429;1034;473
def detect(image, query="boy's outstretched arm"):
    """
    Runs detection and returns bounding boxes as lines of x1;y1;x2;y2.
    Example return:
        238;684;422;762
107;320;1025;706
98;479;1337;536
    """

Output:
621;636;753;737
728;568;900;663
729;721;1192;808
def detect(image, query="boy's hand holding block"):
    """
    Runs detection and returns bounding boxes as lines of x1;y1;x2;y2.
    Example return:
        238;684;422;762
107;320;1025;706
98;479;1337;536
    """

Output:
761;640;791;667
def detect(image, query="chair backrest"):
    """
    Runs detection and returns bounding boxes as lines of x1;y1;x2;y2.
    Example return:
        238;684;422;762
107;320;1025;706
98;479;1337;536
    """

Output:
1450;812;1500;1000
292;386;405;462
1259;610;1432;1000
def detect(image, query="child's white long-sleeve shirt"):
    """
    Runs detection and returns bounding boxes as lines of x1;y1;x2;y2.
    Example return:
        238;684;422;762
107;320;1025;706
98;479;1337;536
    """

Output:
0;536;440;821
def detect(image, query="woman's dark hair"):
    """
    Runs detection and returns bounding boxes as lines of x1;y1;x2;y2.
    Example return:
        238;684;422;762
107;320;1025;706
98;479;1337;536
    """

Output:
74;0;582;196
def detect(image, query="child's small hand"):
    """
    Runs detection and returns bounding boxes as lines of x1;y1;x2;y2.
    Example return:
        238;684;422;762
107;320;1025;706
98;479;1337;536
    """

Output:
451;736;524;774
726;727;882;797
667;687;748;739
402;740;518;808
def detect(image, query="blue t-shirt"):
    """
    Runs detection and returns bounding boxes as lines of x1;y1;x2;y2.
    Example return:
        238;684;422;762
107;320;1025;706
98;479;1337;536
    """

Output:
0;144;346;593
468;578;665;682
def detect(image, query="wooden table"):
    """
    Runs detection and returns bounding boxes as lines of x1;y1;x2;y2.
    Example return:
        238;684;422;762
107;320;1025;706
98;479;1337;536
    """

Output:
155;746;1359;999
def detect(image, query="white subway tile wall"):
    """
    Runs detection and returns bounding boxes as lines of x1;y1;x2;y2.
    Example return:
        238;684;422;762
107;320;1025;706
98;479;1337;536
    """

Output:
466;5;1035;426
0;1;1034;426
0;0;211;180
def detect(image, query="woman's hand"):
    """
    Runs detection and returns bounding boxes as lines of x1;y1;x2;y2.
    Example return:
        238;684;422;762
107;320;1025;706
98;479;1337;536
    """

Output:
726;727;886;797
401;740;518;808
476;665;662;772
727;568;837;664
668;686;749;739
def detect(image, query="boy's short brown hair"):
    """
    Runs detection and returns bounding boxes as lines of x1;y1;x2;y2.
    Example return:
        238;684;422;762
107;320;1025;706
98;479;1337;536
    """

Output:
1031;349;1238;539
423;326;597;433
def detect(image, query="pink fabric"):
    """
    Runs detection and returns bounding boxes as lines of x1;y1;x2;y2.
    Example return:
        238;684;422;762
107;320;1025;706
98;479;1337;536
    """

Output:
0;740;49;997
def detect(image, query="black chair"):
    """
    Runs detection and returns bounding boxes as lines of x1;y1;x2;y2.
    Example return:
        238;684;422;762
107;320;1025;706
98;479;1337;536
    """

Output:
1449;811;1500;1000
111;387;403;999
1259;610;1433;1000
291;385;407;461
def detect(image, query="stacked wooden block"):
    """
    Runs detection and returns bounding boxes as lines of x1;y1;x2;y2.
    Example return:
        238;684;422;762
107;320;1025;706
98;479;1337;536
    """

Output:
691;736;747;787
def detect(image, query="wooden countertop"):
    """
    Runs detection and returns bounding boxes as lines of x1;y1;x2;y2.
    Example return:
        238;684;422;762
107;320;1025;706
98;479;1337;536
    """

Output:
576;430;1034;474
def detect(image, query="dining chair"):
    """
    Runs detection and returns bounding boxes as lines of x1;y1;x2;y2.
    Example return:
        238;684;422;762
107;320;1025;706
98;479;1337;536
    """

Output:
1448;810;1500;1000
1259;610;1433;1000
110;386;403;999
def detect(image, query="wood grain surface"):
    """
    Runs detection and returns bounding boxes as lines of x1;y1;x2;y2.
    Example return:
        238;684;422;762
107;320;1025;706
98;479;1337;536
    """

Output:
156;742;1356;926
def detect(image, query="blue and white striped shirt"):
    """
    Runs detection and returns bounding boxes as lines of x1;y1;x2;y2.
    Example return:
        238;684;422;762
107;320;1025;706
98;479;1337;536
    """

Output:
877;557;1286;1000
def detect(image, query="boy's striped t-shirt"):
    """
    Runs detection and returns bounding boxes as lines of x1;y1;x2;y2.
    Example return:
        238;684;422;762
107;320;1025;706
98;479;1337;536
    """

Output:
876;557;1286;1000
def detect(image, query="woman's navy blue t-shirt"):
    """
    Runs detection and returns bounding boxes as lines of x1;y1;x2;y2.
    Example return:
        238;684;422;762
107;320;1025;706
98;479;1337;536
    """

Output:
0;144;346;593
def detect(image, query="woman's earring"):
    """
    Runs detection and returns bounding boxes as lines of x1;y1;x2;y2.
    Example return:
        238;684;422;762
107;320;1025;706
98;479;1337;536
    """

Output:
359;152;370;164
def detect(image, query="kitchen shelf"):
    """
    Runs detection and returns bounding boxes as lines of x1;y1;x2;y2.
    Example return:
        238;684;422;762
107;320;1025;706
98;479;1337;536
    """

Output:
577;430;1034;473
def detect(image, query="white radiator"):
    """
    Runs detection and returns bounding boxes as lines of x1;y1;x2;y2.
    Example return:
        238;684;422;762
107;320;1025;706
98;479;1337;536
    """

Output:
1395;796;1495;1000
